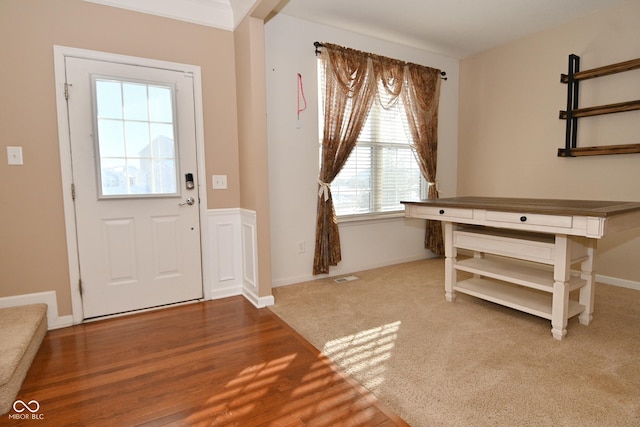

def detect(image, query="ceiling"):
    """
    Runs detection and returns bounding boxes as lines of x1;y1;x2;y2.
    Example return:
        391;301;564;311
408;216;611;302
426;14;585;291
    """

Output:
85;0;626;58
274;0;627;58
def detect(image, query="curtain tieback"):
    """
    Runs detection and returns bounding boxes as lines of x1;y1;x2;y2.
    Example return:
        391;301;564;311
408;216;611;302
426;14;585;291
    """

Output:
318;180;331;201
426;180;440;194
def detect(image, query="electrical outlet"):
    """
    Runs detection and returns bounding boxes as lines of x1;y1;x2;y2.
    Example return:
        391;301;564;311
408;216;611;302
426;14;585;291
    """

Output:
297;240;306;254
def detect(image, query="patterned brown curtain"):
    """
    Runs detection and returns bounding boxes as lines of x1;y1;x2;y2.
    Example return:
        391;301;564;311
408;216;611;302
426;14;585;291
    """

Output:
402;64;444;256
314;43;443;274
313;44;377;275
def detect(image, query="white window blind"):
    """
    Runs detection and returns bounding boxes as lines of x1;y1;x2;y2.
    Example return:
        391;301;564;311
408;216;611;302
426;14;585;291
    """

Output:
318;61;423;217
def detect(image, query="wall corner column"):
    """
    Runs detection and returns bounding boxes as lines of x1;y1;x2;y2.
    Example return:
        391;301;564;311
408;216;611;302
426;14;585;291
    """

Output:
234;2;279;300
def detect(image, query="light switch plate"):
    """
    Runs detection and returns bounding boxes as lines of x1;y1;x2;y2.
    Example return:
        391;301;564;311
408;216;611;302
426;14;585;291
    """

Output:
212;175;228;189
7;146;23;165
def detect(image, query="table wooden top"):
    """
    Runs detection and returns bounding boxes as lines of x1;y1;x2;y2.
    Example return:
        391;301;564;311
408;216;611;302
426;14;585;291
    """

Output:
402;197;640;218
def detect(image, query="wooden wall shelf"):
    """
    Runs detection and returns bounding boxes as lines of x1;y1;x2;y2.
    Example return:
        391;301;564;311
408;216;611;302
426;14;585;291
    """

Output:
559;99;640;119
560;58;640;83
558;143;640;157
559;55;640;157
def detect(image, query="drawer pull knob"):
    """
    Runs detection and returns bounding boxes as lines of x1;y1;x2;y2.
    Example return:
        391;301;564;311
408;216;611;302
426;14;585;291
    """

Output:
439;209;445;214
520;216;527;222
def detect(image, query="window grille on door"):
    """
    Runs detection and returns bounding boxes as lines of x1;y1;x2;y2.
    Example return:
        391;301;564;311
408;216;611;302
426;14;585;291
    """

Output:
93;77;179;197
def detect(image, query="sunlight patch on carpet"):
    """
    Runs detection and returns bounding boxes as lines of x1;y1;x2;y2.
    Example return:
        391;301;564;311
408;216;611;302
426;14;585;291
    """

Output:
321;321;401;389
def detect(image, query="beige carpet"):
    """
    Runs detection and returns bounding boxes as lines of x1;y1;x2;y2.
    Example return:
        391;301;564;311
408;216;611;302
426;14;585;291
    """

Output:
269;258;640;427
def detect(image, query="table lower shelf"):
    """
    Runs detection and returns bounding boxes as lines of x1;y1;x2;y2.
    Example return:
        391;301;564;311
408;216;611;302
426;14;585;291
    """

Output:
454;277;585;321
454;256;587;293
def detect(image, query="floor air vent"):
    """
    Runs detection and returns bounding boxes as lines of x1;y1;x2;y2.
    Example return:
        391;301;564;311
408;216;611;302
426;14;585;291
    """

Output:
334;275;359;283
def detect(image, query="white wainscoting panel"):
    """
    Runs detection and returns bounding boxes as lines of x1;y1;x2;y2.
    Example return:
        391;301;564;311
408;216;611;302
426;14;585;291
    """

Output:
216;223;237;282
240;209;275;308
208;208;243;299
208;209;275;308
207;208;273;307
241;210;257;293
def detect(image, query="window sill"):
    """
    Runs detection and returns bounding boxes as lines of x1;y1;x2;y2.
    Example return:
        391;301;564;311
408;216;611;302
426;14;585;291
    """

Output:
337;211;411;227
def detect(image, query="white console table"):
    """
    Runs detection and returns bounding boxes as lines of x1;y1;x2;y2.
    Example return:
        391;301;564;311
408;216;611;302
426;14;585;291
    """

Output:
402;197;640;340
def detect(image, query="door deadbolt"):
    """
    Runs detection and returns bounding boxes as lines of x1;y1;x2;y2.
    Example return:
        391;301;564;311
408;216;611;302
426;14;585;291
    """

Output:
185;173;194;190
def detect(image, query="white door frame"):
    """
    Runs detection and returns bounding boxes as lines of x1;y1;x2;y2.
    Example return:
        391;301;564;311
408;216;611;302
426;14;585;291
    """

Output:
53;45;211;324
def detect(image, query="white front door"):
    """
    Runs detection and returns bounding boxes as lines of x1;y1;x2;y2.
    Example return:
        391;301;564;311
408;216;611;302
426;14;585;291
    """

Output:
65;56;203;319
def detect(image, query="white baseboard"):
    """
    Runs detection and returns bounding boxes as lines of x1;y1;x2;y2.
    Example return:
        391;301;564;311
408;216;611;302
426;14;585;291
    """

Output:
242;287;275;308
0;291;73;330
209;283;243;300
596;274;640;291
51;315;74;329
272;254;435;288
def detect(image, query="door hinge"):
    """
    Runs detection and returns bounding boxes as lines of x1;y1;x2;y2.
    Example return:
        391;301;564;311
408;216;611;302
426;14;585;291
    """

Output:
71;183;76;200
79;278;83;295
64;83;71;100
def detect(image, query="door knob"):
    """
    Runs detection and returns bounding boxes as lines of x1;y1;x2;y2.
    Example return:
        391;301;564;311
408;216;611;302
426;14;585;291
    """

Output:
179;197;196;206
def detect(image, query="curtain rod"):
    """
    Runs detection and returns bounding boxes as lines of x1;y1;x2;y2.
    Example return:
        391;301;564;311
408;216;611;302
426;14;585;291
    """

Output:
313;42;447;80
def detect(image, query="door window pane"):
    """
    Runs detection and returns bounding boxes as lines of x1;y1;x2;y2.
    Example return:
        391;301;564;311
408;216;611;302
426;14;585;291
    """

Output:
94;77;178;197
95;80;123;119
149;86;173;122
124;121;150;156
123;83;149;121
97;119;125;157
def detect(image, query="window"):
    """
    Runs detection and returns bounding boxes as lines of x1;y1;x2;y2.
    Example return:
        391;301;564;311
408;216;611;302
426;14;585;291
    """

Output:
318;63;423;217
94;77;178;197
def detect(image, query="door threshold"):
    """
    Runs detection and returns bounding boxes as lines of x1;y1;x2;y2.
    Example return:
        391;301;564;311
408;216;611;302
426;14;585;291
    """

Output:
83;298;204;323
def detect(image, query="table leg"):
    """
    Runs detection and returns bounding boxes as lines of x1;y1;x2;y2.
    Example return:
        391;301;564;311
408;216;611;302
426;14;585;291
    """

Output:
443;222;456;302
578;239;596;325
473;251;484;278
551;234;571;340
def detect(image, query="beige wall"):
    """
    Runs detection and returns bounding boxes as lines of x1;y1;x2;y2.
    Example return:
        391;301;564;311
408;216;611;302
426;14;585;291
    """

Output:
235;11;274;297
458;0;640;282
0;0;242;314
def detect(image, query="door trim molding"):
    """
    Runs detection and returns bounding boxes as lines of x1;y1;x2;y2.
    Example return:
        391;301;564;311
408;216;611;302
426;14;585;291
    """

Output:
53;45;210;324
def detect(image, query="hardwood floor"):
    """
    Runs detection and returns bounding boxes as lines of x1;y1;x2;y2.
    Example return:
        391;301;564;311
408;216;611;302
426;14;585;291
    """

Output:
8;297;408;426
